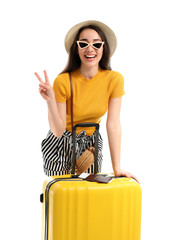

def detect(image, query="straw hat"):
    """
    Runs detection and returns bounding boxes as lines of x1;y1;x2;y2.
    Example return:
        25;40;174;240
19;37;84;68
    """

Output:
64;20;117;56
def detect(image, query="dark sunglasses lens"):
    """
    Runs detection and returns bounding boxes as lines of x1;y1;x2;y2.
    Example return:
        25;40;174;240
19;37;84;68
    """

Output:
93;43;102;49
79;42;88;48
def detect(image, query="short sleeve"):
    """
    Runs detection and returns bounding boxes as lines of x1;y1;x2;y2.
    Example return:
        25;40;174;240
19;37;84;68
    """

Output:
52;74;70;103
109;72;125;99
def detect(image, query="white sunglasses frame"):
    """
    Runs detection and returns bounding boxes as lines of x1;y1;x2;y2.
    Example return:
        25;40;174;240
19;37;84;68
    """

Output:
77;41;105;50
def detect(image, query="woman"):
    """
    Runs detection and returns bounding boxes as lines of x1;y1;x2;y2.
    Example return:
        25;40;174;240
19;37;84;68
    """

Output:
35;20;139;183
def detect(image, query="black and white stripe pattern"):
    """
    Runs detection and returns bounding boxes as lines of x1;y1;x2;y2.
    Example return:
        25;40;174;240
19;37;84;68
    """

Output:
41;129;103;176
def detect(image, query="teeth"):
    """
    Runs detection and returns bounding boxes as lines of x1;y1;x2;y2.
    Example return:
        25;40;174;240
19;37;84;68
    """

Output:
85;55;95;58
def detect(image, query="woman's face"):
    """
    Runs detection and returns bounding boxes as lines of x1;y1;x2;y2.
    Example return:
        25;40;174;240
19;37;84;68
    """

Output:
77;28;104;69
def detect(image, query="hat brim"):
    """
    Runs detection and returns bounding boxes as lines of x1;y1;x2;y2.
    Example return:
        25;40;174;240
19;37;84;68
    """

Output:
64;20;117;57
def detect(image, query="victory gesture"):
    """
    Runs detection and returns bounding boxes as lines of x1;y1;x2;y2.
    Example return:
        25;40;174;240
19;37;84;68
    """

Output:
34;70;55;102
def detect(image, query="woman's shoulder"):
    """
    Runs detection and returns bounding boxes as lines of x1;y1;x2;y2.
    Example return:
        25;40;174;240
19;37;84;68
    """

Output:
100;69;124;80
55;72;69;81
53;72;70;87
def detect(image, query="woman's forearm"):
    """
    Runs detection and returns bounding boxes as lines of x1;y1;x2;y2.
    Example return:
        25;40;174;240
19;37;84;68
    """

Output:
106;124;122;174
47;100;65;138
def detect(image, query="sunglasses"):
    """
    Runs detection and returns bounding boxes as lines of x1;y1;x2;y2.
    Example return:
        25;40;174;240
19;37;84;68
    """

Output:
77;41;105;50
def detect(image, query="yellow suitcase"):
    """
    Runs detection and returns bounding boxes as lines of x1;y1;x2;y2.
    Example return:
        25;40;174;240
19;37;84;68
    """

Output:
40;123;142;240
41;175;141;240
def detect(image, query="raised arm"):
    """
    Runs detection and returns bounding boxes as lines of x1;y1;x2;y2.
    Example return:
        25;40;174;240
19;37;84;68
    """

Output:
35;70;66;137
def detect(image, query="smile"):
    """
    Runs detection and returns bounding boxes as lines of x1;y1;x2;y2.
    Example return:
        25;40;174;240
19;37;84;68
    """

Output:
85;55;96;59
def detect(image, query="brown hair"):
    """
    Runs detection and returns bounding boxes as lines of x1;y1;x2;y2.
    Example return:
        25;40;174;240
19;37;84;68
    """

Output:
60;25;111;74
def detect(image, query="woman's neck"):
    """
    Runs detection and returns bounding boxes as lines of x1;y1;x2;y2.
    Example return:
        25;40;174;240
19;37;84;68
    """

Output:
80;65;99;79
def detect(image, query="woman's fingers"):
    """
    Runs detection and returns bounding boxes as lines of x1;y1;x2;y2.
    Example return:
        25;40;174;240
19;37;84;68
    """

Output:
35;70;55;102
114;170;140;184
34;72;44;84
39;88;49;101
34;70;50;85
43;70;50;84
130;174;140;184
39;87;47;92
39;83;50;90
126;172;139;184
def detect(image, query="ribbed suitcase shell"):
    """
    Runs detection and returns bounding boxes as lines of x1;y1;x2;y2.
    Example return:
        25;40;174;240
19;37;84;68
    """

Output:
41;174;142;240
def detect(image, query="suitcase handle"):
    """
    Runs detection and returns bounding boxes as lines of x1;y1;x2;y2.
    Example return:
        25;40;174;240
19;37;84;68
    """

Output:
71;122;100;175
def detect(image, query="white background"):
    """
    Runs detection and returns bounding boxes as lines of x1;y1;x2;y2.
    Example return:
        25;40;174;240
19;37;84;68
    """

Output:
0;0;175;239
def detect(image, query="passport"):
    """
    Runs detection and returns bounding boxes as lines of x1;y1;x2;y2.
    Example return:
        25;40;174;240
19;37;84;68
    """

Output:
79;173;114;183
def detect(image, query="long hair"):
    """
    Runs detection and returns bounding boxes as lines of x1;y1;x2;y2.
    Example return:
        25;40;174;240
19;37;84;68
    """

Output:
60;25;111;74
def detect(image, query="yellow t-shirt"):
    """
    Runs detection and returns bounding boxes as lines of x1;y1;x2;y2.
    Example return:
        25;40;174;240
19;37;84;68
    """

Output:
53;68;125;136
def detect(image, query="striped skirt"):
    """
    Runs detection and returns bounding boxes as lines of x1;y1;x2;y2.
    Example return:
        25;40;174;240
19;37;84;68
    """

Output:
41;129;103;176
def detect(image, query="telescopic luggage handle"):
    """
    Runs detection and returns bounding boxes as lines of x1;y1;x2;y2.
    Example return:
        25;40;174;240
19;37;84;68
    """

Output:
71;122;100;175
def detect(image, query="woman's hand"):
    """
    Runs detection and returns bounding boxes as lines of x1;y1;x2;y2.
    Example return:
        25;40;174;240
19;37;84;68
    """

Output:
113;169;140;184
34;70;55;102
